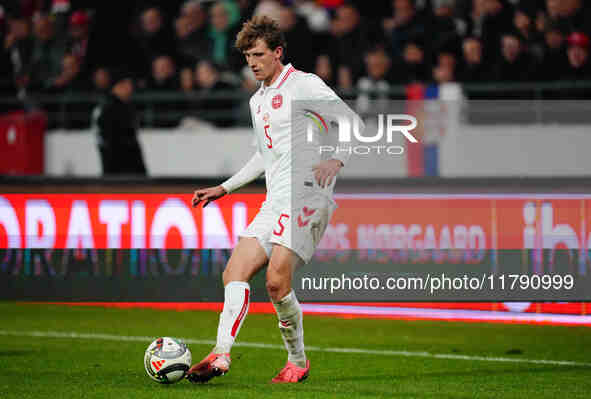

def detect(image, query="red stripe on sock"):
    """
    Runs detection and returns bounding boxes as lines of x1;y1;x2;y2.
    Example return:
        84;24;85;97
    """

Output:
231;288;250;338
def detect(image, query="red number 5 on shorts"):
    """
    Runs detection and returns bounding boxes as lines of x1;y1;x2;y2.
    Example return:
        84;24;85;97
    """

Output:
273;213;290;236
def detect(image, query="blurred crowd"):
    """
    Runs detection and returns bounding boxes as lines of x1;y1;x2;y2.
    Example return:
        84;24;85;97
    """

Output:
1;0;591;126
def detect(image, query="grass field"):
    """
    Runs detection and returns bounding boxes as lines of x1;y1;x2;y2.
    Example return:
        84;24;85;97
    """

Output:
1;303;591;398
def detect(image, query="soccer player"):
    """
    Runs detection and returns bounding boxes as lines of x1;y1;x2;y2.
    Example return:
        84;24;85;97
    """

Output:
187;15;363;384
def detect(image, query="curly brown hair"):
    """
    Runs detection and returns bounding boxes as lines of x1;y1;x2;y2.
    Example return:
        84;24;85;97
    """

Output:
235;15;287;54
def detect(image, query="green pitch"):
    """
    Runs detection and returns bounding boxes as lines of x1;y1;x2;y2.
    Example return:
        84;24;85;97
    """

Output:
1;303;591;398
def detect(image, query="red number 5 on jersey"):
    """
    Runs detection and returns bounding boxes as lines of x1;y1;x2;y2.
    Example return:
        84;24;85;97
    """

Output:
264;124;272;148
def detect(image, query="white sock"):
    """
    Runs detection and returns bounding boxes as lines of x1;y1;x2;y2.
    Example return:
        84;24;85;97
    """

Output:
272;290;307;368
214;281;250;354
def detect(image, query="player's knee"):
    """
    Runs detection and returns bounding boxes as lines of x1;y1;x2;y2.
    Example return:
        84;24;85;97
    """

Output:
265;276;281;296
266;270;289;300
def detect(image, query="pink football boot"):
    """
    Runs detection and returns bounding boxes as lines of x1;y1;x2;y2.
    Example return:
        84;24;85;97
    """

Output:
186;352;231;383
271;359;310;383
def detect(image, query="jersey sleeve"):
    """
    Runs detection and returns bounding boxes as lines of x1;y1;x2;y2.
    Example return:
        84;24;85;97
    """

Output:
296;74;365;166
220;98;264;194
248;97;259;148
220;150;264;194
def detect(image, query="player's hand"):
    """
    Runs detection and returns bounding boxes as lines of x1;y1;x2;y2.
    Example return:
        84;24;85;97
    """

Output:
312;159;343;188
192;186;227;208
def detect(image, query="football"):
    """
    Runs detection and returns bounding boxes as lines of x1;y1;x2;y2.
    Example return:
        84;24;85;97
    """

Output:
144;337;192;384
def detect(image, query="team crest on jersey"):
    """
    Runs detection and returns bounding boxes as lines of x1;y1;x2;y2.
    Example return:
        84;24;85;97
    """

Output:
272;94;283;109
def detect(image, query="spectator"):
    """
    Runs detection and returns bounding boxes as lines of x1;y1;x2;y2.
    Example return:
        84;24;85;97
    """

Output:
545;0;561;19
175;0;211;65
326;3;371;88
361;44;394;86
493;32;537;82
196;60;223;90
195;59;238;127
432;50;458;84
5;0;591;125
514;4;541;52
47;53;92;128
66;10;93;76
142;55;179;127
294;0;331;33
208;1;242;72
356;44;394;114
336;63;354;92
431;0;465;50
96;69;146;175
0;42;16;97
278;5;317;73
29;15;65;90
459;0;486;38
179;66;195;93
314;54;333;85
547;0;591;37
92;66;111;91
174;65;197;121
135;7;176;78
460;36;492;82
480;0;515;62
434;0;456;17
4;16;34;89
46;53;89;92
513;0;546;37
92;67;111;94
253;0;282;23
383;0;426;59
459;0;513;63
561;32;591;81
393;39;431;83
538;19;569;81
148;55;177;91
533;9;547;38
0;10;18;102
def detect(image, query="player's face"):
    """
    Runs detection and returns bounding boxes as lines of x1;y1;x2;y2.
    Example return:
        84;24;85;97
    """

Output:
243;39;283;83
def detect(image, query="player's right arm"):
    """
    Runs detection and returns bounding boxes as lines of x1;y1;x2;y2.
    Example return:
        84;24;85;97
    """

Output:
192;151;264;208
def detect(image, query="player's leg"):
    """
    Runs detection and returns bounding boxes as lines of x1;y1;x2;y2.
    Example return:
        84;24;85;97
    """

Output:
266;244;310;382
266;197;336;382
215;237;268;354
266;243;300;302
187;237;268;382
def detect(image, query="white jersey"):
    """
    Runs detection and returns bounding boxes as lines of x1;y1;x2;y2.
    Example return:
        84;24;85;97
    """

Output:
249;63;360;207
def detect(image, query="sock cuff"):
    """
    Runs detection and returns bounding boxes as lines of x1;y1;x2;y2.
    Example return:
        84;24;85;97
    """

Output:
273;290;295;306
273;290;301;317
225;281;250;291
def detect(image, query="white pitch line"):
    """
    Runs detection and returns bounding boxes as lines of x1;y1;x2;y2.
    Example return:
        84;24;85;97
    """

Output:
1;330;589;368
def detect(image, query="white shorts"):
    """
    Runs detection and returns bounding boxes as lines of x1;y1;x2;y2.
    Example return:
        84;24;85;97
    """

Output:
239;194;337;263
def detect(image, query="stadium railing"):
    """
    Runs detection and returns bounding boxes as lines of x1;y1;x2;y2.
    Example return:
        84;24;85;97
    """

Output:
1;81;591;129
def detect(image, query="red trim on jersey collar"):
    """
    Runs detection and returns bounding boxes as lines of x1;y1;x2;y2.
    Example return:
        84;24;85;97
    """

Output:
275;65;296;89
259;64;296;93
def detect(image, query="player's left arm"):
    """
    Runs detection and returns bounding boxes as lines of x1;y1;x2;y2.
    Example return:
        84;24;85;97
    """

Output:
299;74;365;187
